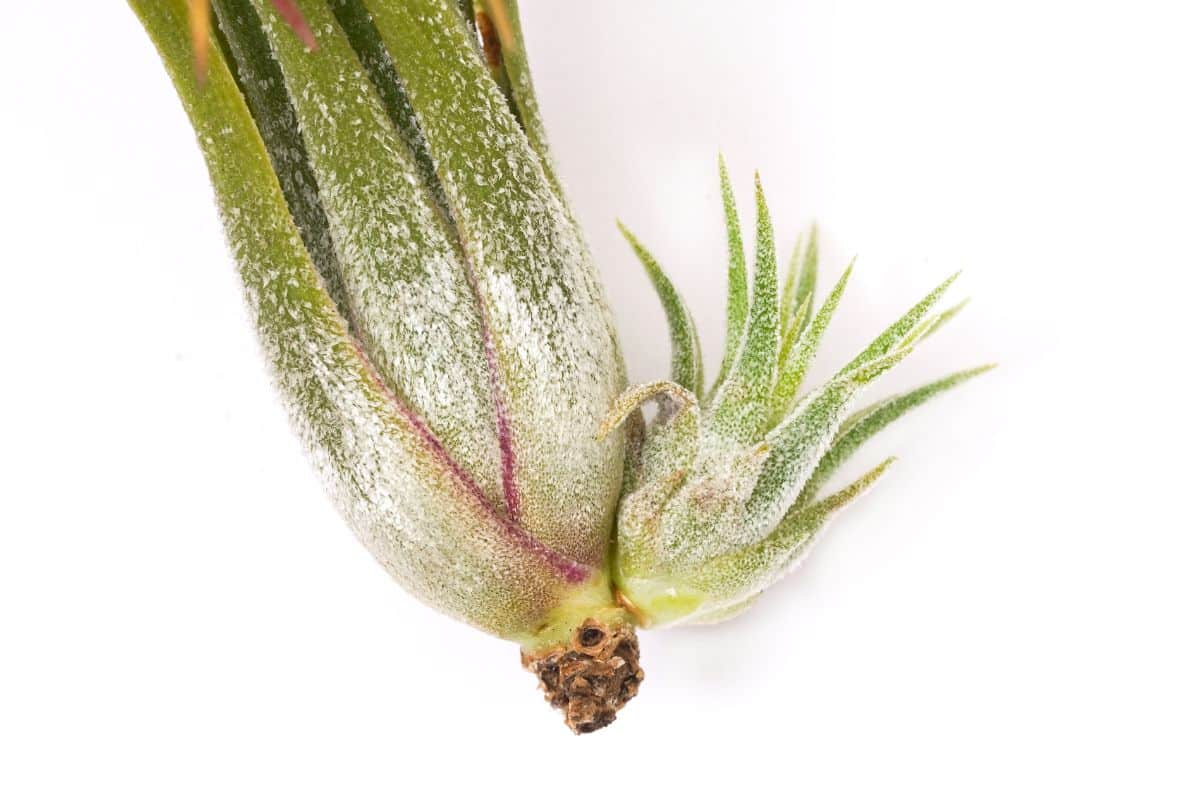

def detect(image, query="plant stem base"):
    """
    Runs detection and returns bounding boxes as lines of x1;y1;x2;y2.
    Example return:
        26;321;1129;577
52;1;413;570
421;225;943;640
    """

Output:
521;619;643;734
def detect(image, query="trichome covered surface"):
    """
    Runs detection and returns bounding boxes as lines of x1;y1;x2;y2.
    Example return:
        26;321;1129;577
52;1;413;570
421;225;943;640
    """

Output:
130;0;990;733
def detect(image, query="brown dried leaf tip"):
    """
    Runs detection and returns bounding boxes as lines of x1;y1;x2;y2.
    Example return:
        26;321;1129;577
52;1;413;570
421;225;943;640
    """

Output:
522;619;644;734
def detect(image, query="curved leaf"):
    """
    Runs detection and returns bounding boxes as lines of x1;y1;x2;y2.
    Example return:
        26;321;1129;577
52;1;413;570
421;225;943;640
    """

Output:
249;0;506;516
799;364;995;505
362;0;626;566
839;271;960;376
781;224;818;332
771;261;853;420
618;222;704;394
709;154;748;399
129;0;586;640
705;174;781;447
744;347;914;541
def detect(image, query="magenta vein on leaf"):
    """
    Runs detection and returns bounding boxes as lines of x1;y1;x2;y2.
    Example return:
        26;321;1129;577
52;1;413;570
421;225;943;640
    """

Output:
129;0;992;734
352;339;588;584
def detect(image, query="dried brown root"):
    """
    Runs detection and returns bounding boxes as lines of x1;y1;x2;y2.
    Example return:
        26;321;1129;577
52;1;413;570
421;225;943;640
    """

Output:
521;618;643;734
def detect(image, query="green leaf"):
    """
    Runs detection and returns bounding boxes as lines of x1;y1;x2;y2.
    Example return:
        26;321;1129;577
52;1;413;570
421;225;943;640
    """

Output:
709;154;748;400
778;291;812;366
839;271;960;377
477;0;574;216
683;458;896;620
249;0;509;515
188;0;316;81
705;174;781;446
657;441;771;566
688;594;760;625
901;298;970;348
781;224;818;333
129;0;584;639
618;223;704;394
597;381;696;442
798;364;995;505
209;0;351;325
744;347;914;539
362;0;626;566
598;381;699;492
755;457;896;579
327;0;451;221
771;261;853;421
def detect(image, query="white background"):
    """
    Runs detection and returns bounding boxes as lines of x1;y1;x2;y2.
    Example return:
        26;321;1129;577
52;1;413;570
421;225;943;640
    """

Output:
2;1;1197;797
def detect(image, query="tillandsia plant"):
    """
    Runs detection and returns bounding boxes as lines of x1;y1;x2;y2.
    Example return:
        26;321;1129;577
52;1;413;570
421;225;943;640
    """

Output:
130;0;991;733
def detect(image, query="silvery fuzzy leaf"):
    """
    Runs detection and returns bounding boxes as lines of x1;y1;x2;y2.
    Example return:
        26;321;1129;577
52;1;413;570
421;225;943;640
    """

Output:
599;381;700;490
780;224;818;333
771;261;854;421
654;442;771;568
356;0;628;567
742;347;914;544
799;364;995;506
704;175;781;449
902;297;970;347
249;0;505;513
838;271;960;377
709;155;749;401
212;0;350;322
131;0;590;640
678;458;896;621
619;223;705;394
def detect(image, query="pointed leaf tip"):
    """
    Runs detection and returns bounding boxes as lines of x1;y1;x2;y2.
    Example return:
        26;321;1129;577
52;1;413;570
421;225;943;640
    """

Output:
712;154;749;398
706;166;780;443
188;0;210;84
771;259;855;420
618;222;704;394
839;270;961;377
798;362;995;506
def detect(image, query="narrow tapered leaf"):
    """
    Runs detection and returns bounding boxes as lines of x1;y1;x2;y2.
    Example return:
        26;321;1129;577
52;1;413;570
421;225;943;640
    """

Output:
902;297;970;348
744;347;913;539
705;174;781;446
709;154;749;399
771;261;853;420
781;225;818;332
619;223;704;394
839;272;960;377
777;291;812;366
799;364;995;505
130;0;585;639
756;457;896;577
796;226;819;329
471;0;523;126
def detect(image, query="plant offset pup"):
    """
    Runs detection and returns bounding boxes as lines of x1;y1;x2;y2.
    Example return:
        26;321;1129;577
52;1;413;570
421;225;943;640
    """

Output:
130;0;990;733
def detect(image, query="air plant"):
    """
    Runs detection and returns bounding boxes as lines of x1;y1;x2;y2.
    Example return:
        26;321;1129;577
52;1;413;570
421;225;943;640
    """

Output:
129;0;991;733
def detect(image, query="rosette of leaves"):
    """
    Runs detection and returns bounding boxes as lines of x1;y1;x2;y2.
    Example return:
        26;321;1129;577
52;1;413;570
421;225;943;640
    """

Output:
129;0;990;733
